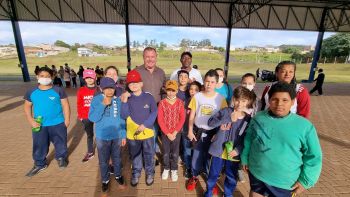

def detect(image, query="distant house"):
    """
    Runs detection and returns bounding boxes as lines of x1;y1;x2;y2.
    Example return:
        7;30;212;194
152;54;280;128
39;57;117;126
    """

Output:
245;46;263;52
0;47;17;57
264;46;280;53
78;48;93;57
165;45;181;51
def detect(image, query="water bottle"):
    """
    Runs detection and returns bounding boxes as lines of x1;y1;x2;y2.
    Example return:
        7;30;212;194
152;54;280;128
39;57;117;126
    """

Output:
32;116;43;132
224;141;234;161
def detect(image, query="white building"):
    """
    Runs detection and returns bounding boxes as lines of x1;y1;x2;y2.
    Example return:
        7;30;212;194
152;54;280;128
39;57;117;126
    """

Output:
77;47;93;57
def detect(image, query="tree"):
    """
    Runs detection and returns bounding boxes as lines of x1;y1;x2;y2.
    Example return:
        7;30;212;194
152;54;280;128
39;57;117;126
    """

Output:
282;46;301;54
321;33;350;59
143;39;149;46
54;40;70;48
180;39;191;47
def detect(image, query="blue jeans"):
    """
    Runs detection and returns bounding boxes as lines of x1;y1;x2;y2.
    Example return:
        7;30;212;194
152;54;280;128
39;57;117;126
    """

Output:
181;132;192;170
249;172;292;197
191;128;215;177
96;138;123;182
32;122;67;167
204;156;239;197
127;138;155;178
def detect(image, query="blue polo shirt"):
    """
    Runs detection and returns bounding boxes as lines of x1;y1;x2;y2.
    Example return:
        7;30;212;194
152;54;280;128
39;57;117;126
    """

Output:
24;86;67;126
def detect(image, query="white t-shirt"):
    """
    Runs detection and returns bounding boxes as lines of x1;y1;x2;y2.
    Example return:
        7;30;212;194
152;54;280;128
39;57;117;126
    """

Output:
170;67;203;84
188;92;227;130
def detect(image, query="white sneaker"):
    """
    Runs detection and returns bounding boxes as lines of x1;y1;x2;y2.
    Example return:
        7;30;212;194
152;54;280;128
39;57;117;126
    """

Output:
162;169;170;180
171;170;178;182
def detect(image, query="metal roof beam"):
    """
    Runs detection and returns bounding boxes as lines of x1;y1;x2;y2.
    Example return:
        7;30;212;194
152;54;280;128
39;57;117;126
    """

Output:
149;0;169;25
85;0;106;22
61;0;84;22
39;0;62;21
191;1;210;26
17;0;39;20
170;0;189;25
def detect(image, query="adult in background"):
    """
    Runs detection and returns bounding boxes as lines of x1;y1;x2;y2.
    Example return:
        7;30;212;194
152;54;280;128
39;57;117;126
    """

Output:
309;68;325;96
77;65;85;87
170;52;203;84
136;47;166;164
261;61;310;119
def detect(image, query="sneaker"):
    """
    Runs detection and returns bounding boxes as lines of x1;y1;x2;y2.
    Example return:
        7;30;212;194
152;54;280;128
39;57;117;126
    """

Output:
213;184;219;195
162;169;169;180
186;177;198;191
131;177;139;187
82;153;94;163
109;164;114;174
102;181;109;192
184;169;192;179
57;158;68;169
115;176;124;185
25;165;47;177
237;170;246;183
146;175;154;186
171;170;178;182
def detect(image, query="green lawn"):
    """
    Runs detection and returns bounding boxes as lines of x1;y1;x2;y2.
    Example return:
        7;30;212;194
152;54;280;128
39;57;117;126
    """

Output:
1;51;350;83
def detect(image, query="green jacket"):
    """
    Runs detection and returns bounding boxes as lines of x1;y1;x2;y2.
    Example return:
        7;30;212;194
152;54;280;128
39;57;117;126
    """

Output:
241;111;322;190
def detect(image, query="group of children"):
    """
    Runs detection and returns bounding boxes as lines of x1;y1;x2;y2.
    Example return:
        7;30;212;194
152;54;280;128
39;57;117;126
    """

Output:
24;60;322;196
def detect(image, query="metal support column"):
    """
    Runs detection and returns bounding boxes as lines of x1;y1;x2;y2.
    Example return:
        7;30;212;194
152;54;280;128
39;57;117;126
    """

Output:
224;3;233;79
308;8;328;82
8;0;30;82
125;0;131;72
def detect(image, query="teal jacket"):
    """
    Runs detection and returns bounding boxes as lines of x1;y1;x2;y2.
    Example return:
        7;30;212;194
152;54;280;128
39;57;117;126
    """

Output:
241;110;322;190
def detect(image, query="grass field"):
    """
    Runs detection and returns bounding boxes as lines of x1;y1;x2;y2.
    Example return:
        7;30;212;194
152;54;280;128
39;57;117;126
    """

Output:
1;51;350;83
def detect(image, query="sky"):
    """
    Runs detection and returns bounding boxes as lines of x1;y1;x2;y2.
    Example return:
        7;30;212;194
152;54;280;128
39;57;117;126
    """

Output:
0;21;335;48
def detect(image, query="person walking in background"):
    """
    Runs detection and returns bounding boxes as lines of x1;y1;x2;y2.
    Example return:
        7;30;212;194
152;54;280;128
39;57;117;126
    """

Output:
310;68;325;96
77;65;85;87
58;66;66;88
71;69;77;88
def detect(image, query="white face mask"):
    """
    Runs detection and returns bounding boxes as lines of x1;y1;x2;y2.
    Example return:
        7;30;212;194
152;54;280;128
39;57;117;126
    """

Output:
38;78;52;85
218;77;224;83
245;84;254;91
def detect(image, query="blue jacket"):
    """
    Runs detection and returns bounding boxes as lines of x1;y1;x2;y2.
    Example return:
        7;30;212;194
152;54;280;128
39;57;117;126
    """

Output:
208;107;250;160
89;94;126;140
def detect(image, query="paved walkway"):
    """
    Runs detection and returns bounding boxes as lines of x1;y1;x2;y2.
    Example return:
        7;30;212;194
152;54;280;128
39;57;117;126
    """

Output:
0;82;349;197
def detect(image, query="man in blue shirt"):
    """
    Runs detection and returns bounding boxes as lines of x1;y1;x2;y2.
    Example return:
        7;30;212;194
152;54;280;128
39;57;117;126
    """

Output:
24;67;71;177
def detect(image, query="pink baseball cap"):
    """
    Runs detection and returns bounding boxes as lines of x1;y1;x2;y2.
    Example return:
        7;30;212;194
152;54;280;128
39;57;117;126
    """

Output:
83;69;96;79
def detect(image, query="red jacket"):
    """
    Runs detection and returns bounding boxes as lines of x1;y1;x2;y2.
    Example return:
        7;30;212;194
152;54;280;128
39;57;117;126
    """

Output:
77;86;96;120
157;98;186;135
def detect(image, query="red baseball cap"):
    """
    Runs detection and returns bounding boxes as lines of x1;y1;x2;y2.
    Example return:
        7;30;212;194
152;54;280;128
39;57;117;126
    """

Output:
83;69;96;79
126;70;142;84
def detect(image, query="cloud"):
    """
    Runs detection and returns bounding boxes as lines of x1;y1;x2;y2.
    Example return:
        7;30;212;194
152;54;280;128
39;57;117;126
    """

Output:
0;21;337;47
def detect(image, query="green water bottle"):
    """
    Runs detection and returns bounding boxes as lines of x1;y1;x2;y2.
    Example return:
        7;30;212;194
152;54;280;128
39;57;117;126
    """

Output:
224;141;234;161
32;116;43;132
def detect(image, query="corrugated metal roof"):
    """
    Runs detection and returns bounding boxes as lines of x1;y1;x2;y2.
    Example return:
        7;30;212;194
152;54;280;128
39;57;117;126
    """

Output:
0;0;349;32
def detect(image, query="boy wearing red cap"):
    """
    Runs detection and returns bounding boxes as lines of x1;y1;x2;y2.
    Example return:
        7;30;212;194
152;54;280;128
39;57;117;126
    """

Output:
121;70;158;187
77;69;97;162
158;80;186;182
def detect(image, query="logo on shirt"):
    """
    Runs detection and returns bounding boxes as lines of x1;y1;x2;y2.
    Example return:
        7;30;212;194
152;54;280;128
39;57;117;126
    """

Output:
200;104;214;115
144;104;150;109
49;96;55;100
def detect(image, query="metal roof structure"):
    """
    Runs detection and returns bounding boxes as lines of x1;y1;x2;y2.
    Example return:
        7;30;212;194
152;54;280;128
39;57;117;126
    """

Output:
1;0;350;32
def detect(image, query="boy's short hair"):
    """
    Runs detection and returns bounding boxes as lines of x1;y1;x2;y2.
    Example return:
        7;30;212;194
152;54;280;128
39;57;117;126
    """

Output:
180;51;192;59
241;73;256;82
177;69;189;79
37;67;53;77
189;81;202;90
204;69;219;82
233;86;256;108
268;82;296;100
